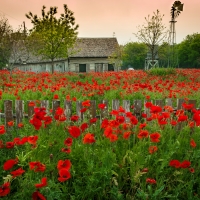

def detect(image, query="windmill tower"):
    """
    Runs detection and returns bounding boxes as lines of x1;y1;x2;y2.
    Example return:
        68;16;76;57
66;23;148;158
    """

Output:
168;1;184;67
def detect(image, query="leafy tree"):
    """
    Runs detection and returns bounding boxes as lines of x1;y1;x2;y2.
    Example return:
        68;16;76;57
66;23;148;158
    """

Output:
178;33;200;68
108;44;124;71
122;42;147;69
134;10;168;67
26;4;79;73
0;14;13;69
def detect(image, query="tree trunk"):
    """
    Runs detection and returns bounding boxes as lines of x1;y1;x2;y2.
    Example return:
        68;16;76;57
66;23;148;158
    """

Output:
51;60;54;74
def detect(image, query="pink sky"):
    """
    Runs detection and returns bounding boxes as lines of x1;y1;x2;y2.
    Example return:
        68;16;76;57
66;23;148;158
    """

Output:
0;0;199;44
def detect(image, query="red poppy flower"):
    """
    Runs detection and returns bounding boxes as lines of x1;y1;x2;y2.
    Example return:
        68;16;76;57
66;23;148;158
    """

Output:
178;115;188;122
30;117;42;130
150;132;161;143
6;142;14;149
109;134;118;142
98;103;106;109
70;115;79;122
150;105;162;114
58;168;71;182
101;119;109;129
68;126;81;138
190;139;196;148
182;103;194;110
53;94;59;99
169;160;181;168
64;138;73;147
180;160;191;168
104;126;113;137
82;100;91;107
123;131;131;140
61;147;71;154
29;101;35;107
0;125;6;134
28;135;38;145
149;146;158;154
29;162;46;172
57;159;71;171
146;178;156;184
0;182;10;197
145;102;153;108
170;120;177;126
141;113;147;118
189;168;195;173
7;121;14;127
35;177;47;188
90;118;98;124
17;123;24;128
3;158;18;170
10;167;25;178
110;110;119;116
80;123;88;132
137;130;149;139
83;133;96;144
142;168;148;173
80;107;87;113
43;116;52;126
32;190;46;200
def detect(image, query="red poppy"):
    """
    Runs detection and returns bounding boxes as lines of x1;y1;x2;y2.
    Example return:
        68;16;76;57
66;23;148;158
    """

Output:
70;115;79;122
109;134;118;142
64;138;73;147
6;142;14;149
29;162;46;172
82;100;91;107
101;119;109;129
139;123;146;129
141;113;147;118
80;108;87;113
180;160;191;168
149;146;158;154
17;123;24;128
83;133;96;144
90;118;98;124
137;130;149;139
0;182;10;197
104;126;113;137
182;103;194;110
30;117;42;130
0;125;6;134
32;191;46;200
28;135;38;145
190;139;196;148
7;121;14;127
35;177;47;188
178;115;188;122
169;160;181;168
53;94;59;99
142;168;148;173
110;110;119;116
123;131;131;140
43;116;52;126
68;126;81;138
146;178;156;184
10;167;25;178
150;133;161;143
170;120;177;126
3;158;18;170
98;103;106;109
29;101;35;107
61;147;71;154
150;105;162;114
80;123;88;132
57;159;71;171
145;102;153;108
58;168;71;182
189;168;195;173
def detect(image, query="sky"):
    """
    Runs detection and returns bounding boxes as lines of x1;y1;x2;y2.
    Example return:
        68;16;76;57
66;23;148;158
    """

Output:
0;0;199;45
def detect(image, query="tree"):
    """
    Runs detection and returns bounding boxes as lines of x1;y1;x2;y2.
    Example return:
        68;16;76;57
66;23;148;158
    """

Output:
122;42;147;70
26;4;79;73
108;44;124;71
0;14;12;69
134;10;168;68
178;33;200;68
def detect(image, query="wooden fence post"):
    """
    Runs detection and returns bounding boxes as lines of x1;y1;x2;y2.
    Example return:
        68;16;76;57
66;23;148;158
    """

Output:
15;100;24;125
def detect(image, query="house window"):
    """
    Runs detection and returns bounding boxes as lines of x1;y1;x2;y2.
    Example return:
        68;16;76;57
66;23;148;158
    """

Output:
79;64;86;72
108;64;114;71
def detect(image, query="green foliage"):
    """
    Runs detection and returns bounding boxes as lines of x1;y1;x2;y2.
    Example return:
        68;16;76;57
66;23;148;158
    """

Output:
122;42;147;70
178;33;200;68
26;4;79;73
147;67;176;76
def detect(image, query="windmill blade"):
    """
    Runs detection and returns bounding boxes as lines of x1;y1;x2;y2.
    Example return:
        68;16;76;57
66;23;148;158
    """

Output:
178;3;183;11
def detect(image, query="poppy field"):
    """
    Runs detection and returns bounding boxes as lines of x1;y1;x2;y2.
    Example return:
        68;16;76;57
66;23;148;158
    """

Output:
0;68;200;199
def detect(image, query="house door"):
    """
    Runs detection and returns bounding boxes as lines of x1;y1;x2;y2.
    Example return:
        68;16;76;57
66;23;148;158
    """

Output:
108;64;114;71
79;64;86;72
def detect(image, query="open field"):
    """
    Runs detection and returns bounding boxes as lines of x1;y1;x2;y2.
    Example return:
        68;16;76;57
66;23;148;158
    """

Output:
0;69;200;199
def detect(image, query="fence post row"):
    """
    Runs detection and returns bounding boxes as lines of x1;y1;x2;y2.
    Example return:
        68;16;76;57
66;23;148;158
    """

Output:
1;99;198;127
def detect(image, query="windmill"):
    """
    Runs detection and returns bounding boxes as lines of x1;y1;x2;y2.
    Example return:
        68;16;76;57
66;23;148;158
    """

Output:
168;1;184;67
